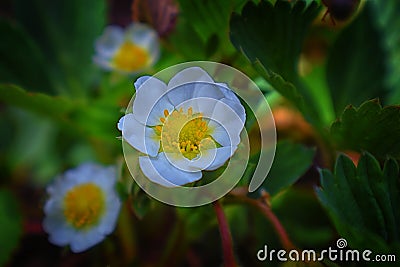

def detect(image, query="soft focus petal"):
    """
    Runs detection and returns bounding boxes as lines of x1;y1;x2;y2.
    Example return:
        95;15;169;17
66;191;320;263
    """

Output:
95;26;124;58
92;55;113;71
125;23;160;65
43;163;120;253
126;23;158;48
69;229;105;253
118;114;159;157
94;23;159;73
139;153;202;187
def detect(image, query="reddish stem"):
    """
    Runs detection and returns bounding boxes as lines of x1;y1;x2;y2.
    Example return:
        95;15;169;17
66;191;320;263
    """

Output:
213;201;237;267
232;195;295;250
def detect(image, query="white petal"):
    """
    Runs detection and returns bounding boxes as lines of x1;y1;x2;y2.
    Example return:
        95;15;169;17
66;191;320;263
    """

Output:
43;215;73;246
118;114;159;157
217;83;242;103
192;82;225;99
93;55;113;70
167;67;214;91
202;146;236;171
139;153;202;187
208;100;245;147
166;83;196;107
132;77;174;126
174;97;216;118
126;23;158;49
126;23;160;66
169;82;224;108
70;228;105;253
166;146;235;172
128;22;160;66
98;196;121;235
134;76;151;91
95;26;124;58
91;165;117;189
219;97;246;123
207;121;231;146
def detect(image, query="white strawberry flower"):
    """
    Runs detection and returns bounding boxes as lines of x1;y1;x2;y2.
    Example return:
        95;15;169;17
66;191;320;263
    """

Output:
43;163;121;253
118;67;246;187
94;23;159;73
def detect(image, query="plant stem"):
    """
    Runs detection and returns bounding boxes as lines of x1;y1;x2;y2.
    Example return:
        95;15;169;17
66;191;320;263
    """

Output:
213;201;237;267
230;194;295;250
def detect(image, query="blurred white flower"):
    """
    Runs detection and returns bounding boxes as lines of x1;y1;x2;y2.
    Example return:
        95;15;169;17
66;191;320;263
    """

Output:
118;67;246;187
94;23;159;73
43;163;121;253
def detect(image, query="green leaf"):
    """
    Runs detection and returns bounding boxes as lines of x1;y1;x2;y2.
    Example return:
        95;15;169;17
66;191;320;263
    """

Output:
131;190;154;220
0;189;23;266
13;0;106;96
250;140;315;197
316;153;400;250
360;154;398;242
331;100;400;159
302;65;335;127
230;0;320;81
0;84;121;145
326;3;388;115
230;0;325;125
167;18;208;60
370;0;400;104
0;18;53;94
177;0;246;56
0;84;75;120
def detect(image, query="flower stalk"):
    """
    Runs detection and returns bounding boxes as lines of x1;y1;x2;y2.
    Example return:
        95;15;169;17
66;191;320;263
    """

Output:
213;201;237;267
230;194;295;250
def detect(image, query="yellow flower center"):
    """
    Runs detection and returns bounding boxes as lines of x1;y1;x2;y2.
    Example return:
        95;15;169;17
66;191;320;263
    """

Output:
157;107;214;160
112;41;149;72
63;183;105;229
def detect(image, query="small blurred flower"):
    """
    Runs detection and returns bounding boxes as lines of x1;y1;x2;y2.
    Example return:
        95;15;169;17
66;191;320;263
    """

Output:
118;67;246;187
94;23;159;73
43;163;121;253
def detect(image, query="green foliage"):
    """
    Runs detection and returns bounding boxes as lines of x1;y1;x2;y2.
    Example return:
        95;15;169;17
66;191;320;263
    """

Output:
316;153;400;251
0;189;23;266
178;0;246;54
326;3;388;115
370;0;400;103
331;100;400;159
0;19;53;94
12;0;106;95
230;0;320;81
250;140;315;197
169;0;246;60
230;0;326;125
130;190;155;220
273;188;335;249
0;84;76;120
0;84;120;143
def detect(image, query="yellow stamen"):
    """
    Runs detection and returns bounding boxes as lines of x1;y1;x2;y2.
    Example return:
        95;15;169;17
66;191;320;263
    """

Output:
63;183;105;229
112;41;149;72
156;107;213;160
